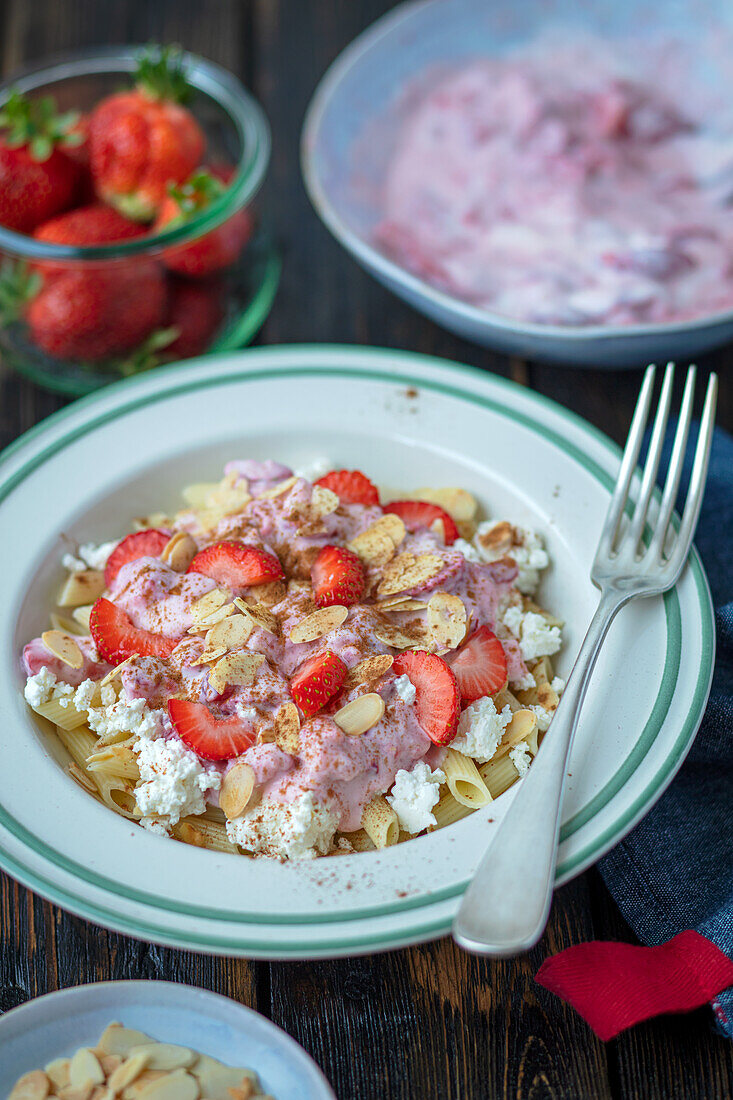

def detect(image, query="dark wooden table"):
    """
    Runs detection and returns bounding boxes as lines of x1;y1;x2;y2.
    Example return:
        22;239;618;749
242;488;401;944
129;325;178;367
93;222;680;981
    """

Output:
1;2;731;1097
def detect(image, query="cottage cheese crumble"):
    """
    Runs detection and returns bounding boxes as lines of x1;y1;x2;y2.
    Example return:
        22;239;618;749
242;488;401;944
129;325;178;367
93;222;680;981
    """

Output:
502;606;562;662
452;695;513;763
134;735;221;826
387;760;445;834
62;539;118;573
393;674;417;705
510;741;532;778
226;792;339;860
87;695;164;741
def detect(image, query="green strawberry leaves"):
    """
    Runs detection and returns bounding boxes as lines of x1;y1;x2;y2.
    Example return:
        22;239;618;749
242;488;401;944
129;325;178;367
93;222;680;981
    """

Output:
0;89;82;161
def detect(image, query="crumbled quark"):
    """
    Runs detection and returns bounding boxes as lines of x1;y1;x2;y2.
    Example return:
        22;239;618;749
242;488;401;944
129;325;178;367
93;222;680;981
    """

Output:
451;696;513;763
226;792;339;860
510;741;532;778
22;459;565;860
62;539;118;573
134;735;221;826
387;761;445;834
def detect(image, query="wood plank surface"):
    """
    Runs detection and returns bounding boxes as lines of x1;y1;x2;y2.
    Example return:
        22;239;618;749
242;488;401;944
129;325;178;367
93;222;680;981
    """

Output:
0;2;731;1098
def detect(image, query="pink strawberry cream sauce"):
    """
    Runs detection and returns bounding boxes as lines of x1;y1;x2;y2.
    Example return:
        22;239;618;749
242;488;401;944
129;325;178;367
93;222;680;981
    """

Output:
22;461;539;848
373;38;733;326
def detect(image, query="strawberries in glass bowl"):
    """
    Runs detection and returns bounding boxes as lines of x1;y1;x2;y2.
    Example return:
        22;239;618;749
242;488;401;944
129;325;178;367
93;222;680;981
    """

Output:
0;45;277;395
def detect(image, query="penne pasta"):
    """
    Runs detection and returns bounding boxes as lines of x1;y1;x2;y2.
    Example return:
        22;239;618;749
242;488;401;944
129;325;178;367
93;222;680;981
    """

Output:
341;828;376;853
480;754;522;799
431;790;474;830
494;709;538;759
173;816;240;853
93;773;138;819
32;697;89;731
442;748;492;808
55;725;98;766
86;743;140;781
361;796;400;848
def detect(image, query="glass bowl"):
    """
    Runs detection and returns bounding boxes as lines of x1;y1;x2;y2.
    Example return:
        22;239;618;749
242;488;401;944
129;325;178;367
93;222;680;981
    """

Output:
0;47;279;396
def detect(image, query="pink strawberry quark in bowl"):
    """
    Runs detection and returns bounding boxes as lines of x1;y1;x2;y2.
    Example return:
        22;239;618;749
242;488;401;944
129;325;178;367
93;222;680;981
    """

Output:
0;46;279;397
22;458;535;855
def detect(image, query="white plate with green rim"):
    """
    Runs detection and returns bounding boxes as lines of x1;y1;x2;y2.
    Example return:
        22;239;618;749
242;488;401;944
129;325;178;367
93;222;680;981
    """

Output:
0;345;714;958
0;980;336;1098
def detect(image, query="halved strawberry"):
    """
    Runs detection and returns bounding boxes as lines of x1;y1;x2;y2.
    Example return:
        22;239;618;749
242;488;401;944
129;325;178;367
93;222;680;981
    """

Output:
90;597;178;664
449;625;508;704
290;650;348;718
392;650;460;745
187;541;284;589
383;500;459;545
104;528;171;587
168;698;255;761
314;469;380;507
311;545;365;608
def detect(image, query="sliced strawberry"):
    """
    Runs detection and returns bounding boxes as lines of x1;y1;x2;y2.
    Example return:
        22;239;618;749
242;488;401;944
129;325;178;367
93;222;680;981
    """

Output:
104;528;171;587
290;649;348;718
90;597;178;664
383;500;459;544
187;541;284;589
311;545;365;608
392;650;460;745
314;469;380;507
449;625;508;704
168;698;255;761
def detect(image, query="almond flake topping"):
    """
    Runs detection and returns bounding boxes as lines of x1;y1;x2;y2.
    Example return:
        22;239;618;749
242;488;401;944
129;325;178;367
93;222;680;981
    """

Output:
376;552;443;597
58;569;106;608
209;651;265;694
220;763;256;820
189;588;229;623
346;654;394;685
181;481;220;509
289;604;348;643
478;520;515;555
205;614;253;651
161;532;198;572
41;630;83;669
107;1052;151;1091
349;514;405;566
257;475;298;499
376;597;428;612
100;656;135;686
373;620;430;650
427;592;468;650
274;702;301;754
69;1047;104;1088
191;646;228;667
234;598;279;634
310;485;340;517
247;580;286;607
333;692;385;736
72;604;94;631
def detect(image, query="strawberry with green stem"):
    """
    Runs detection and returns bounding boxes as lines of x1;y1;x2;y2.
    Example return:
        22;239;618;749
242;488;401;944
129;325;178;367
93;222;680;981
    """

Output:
0;89;84;233
89;44;205;221
153;166;253;277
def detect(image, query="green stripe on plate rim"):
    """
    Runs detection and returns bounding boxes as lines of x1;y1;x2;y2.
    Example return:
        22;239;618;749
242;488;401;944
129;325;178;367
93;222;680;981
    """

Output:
0;348;715;951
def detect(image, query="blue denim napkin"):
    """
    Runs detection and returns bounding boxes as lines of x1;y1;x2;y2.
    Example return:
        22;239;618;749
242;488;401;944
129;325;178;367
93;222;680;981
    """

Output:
598;423;733;1037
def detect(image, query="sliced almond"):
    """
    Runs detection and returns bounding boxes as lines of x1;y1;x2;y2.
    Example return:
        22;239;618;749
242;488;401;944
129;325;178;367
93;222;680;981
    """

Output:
207;485;251;516
375;597;428;612
346;654;394;685
8;1070;50;1100
289;604;348;643
310;485;339;516
127;1044;196;1071
41;630;83;669
410;487;478;521
161;532;198;572
220;762;256;820
107;1051;151;1091
348;528;396;567
58;569;106;608
188;602;235;633
247;580;286;608
477;520;515;555
333;692;385;736
138;1069;200;1100
181;481;220;508
69;1049;104;1088
274;702;301;754
45;1060;71;1090
209;651;265;694
57;1087;94;1100
373;623;416;650
100;656;135;687
72;604;94;631
189;588;229;622
257;475;297;499
376;552;443;598
427;592;467;650
98;1055;122;1076
190;646;228;667
98;1026;153;1058
190;1057;258;1098
206;614;253;651
234;598;279;635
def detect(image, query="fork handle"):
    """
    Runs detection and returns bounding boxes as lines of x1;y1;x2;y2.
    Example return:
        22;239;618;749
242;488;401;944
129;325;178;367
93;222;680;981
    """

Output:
452;588;626;956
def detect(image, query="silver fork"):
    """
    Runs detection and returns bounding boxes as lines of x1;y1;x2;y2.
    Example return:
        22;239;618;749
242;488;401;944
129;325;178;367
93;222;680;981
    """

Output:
453;363;718;956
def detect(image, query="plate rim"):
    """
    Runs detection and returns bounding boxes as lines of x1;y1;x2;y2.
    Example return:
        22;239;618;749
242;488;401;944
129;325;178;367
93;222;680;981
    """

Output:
300;0;733;343
0;344;715;955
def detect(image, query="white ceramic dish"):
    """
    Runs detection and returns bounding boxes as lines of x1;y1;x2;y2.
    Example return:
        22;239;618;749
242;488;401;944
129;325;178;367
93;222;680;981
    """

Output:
302;0;733;367
0;345;714;957
0;980;335;1098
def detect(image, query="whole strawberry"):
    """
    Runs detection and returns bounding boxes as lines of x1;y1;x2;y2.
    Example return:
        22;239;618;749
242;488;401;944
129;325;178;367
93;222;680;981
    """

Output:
153;166;252;277
0;90;83;233
89;44;205;222
27;261;167;362
164;277;224;357
33;204;146;278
